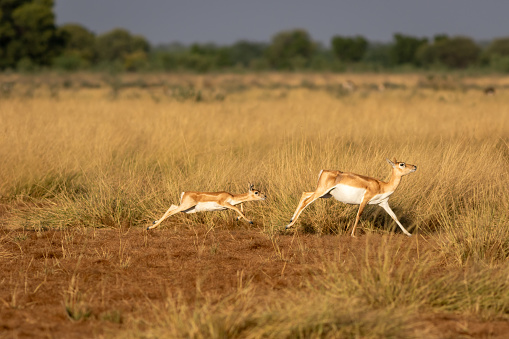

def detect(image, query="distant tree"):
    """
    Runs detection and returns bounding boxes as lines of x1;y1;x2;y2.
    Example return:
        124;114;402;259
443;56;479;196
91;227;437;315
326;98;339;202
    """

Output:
331;35;368;62
266;29;315;69
57;23;96;63
435;36;480;68
484;37;509;57
391;33;428;65
131;35;151;53
189;43;216;56
433;34;449;44
181;53;215;72
228;40;267;67
417;35;481;68
482;37;509;72
363;42;393;68
309;44;335;71
96;28;150;63
151;43;188;71
189;43;234;70
152;42;188;53
0;0;65;69
415;45;435;67
416;34;446;67
215;47;233;68
123;50;149;71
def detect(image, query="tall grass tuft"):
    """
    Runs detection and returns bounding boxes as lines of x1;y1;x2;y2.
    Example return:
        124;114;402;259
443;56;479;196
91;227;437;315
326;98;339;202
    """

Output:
130;285;421;339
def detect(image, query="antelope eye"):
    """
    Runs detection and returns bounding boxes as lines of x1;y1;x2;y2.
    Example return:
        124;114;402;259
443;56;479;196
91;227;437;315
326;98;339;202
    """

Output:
399;163;405;167
255;191;259;195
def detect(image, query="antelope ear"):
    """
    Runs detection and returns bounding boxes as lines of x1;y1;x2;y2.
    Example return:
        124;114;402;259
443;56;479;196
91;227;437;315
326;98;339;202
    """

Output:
248;183;253;191
392;157;398;164
386;158;396;167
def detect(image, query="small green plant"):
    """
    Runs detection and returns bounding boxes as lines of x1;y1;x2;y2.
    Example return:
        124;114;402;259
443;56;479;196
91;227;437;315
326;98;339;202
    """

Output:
101;310;123;324
95;247;113;261
118;237;131;269
210;242;219;255
13;234;28;242
0;285;20;309
64;275;91;321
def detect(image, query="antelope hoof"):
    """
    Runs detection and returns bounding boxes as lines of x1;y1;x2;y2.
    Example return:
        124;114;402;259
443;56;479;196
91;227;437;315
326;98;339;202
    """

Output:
285;220;293;230
249;221;253;225
146;226;151;231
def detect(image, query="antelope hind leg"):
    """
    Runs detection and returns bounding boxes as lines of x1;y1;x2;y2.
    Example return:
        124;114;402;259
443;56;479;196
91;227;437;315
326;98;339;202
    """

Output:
285;192;316;229
148;203;189;230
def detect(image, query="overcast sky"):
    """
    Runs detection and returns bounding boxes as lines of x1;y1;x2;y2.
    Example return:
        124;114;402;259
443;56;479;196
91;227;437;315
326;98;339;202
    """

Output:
55;1;509;46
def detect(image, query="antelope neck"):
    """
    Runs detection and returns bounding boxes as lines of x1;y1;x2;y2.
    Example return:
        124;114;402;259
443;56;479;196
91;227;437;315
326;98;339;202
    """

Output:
382;169;403;193
231;193;252;204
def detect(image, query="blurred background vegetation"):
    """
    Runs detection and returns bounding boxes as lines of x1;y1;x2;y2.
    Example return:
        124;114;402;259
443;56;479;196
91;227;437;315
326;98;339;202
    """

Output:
1;0;509;74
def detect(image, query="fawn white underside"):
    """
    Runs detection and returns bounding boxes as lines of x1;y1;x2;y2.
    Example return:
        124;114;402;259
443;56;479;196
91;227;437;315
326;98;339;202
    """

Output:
183;202;227;214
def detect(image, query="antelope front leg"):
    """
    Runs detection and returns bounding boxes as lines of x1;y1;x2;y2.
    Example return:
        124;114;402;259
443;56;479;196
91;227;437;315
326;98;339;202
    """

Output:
221;202;253;224
378;201;412;237
236;203;244;221
350;198;369;237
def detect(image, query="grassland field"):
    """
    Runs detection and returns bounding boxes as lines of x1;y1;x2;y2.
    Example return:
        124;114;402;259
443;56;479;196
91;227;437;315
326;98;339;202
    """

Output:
1;72;509;338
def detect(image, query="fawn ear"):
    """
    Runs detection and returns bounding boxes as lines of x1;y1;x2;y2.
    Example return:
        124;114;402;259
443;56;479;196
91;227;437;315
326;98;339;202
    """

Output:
248;183;254;191
386;158;396;168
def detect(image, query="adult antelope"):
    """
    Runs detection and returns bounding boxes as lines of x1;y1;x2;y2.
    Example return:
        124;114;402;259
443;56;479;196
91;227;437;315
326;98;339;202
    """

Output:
285;158;417;236
147;184;266;230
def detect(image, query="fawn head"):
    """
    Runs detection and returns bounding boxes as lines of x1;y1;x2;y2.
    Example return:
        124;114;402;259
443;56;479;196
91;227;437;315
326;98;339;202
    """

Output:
247;183;267;201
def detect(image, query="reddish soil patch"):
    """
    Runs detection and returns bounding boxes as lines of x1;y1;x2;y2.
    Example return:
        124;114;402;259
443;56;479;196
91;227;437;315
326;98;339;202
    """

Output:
0;226;507;338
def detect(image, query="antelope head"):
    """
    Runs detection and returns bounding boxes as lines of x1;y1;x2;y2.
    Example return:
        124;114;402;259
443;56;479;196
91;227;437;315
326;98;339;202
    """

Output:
386;158;417;176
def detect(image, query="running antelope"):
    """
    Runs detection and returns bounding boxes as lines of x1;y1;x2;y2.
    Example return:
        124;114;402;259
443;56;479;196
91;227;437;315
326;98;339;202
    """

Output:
147;184;266;230
285;158;417;236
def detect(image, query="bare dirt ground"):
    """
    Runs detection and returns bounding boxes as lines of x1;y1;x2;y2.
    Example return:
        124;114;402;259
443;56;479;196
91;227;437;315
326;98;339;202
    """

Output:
1;226;508;338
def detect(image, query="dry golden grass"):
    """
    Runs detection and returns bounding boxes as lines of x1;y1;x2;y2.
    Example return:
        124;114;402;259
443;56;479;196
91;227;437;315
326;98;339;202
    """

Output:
2;73;508;235
1;72;509;337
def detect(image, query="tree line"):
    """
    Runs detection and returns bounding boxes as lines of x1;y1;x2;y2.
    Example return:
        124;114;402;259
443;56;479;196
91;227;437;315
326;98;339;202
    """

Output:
1;0;509;73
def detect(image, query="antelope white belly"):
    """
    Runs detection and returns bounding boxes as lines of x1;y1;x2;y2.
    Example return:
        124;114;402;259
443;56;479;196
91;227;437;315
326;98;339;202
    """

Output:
329;184;366;205
185;202;226;214
368;191;393;205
